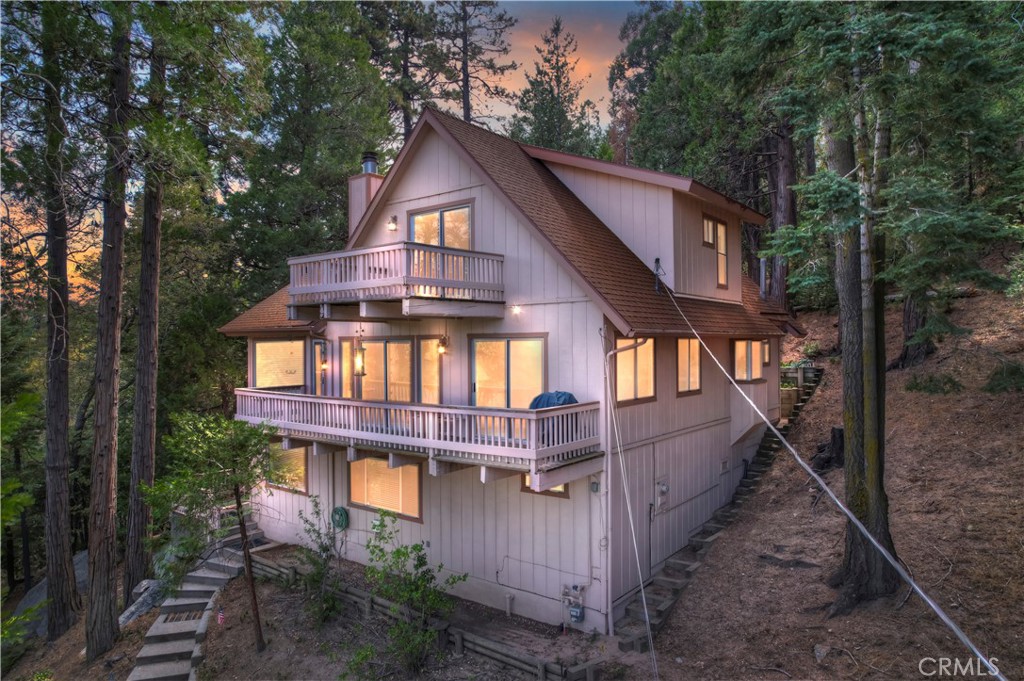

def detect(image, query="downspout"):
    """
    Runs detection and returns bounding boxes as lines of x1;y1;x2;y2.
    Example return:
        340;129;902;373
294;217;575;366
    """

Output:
601;330;650;636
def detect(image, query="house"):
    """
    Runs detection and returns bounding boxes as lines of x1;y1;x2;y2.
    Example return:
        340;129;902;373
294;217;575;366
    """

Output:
219;108;792;634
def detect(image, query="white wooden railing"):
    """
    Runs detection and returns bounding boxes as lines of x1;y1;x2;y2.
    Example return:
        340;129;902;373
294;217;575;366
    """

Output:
235;389;600;468
288;242;504;305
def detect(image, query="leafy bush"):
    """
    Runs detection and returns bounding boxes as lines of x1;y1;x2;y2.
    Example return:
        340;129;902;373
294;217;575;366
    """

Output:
906;372;963;394
355;511;467;676
297;495;345;624
802;341;822;359
1007;252;1024;300
983;360;1024;394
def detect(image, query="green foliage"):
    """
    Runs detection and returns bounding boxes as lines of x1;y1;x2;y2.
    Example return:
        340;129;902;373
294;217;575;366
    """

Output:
1;603;44;668
906;372;964;395
983;361;1024;394
1006;251;1024;300
509;17;601;156
297;495;345;624
362;511;467;675
147;413;277;586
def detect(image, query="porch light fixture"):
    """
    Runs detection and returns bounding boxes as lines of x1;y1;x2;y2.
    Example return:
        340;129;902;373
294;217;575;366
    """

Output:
353;345;366;377
387;215;398;231
511;304;522;316
437;336;448;355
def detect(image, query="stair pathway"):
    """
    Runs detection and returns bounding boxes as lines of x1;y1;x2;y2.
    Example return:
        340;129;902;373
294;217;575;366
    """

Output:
615;365;825;653
127;511;263;681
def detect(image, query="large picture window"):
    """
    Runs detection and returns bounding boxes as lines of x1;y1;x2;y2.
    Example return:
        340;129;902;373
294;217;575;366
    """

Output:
616;337;655;403
734;340;764;381
253;339;304;389
471;337;544;409
349;456;421;519
268;444;307;494
677;338;701;394
410;205;470;250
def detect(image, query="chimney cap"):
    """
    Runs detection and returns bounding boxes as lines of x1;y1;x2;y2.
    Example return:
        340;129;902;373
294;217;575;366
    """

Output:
360;151;379;175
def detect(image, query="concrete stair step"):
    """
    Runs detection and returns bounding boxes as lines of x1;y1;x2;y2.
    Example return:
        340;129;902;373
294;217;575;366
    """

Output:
137;638;196;666
161;596;210;614
145;617;201;644
702;522;727;533
184;567;231;586
173;581;218;599
739;479;757;489
127;659;192;681
205;559;243;577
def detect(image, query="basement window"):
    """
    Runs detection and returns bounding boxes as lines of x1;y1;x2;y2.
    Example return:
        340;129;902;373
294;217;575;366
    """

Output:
349;456;421;520
267;444;308;494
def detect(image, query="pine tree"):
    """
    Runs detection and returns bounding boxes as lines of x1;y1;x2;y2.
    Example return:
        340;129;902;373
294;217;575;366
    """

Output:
509;17;601;156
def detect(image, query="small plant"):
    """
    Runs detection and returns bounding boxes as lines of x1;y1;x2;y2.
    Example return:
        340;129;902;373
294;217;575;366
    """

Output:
780;380;798;389
906;372;963;394
801;340;821;358
30;671;55;681
983;360;1024;393
363;511;467;675
297;495;345;624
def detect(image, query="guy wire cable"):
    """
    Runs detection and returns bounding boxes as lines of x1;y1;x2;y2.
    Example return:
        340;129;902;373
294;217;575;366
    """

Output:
657;278;1005;681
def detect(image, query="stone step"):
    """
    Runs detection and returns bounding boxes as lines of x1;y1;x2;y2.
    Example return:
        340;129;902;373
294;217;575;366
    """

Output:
127;659;192;681
137;638;196;666
218;528;264;548
145;617;201;644
185;567;231;586
702;522;727;533
174;581;219;599
652;573;688;593
205;559;243;577
739;478;757;489
733;487;754;498
161;596;210;614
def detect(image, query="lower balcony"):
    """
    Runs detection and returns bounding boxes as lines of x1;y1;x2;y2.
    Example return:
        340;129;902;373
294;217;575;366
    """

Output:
234;389;602;475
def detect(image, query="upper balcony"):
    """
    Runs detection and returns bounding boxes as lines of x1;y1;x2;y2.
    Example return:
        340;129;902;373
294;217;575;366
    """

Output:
288;242;505;319
235;389;602;486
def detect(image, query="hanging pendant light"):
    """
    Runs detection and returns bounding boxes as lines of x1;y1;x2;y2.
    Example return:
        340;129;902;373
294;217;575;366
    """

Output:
353;325;367;377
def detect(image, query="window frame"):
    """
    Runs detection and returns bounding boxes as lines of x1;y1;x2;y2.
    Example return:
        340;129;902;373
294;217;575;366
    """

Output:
266;444;309;496
417;336;444;404
311;339;329;396
614;337;656;406
467;333;548;409
251;338;306;390
337;337;355;399
732;339;766;383
715;218;728;289
521;474;569;499
762;338;771;367
357;337;415;403
676;337;702;396
701;214;717;248
347;454;423;522
408;200;475;251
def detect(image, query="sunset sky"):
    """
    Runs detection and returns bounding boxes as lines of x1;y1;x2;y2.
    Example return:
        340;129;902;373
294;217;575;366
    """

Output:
495;1;637;124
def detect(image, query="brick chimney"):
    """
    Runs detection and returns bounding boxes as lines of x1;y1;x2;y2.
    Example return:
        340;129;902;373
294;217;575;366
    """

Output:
348;151;384;235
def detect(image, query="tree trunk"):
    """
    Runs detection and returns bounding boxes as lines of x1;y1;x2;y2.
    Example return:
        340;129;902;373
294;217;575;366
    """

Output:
460;4;471;122
401;29;414;141
41;1;82;640
87;5;131;660
233;483;266;652
769;118;798;309
889;294;935;369
125;24;167;610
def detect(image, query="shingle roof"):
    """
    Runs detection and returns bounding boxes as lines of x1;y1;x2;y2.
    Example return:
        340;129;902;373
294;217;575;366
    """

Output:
218;287;322;337
427;109;784;337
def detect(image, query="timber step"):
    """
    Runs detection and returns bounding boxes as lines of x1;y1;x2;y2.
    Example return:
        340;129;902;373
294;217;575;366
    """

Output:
126;659;192;681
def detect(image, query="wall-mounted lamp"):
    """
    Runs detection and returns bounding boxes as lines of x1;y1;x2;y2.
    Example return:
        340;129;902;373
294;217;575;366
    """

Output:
353;345;366;377
437;336;448;355
511;304;522;316
387;215;398;232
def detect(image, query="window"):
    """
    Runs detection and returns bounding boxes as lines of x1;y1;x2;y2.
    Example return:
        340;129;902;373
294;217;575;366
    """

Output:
339;339;354;398
762;339;771;366
350;456;420;519
253;339;304;389
716;220;728;287
411;205;471;250
616;337;655;403
472;338;544;409
268;444;307;493
677;338;701;394
734;340;765;381
522;474;568;498
419;338;441;404
702;216;716;247
360;340;412;402
312;340;328;396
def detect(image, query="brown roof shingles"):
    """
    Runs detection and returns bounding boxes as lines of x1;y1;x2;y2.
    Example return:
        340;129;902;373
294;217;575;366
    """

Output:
218;287;321;337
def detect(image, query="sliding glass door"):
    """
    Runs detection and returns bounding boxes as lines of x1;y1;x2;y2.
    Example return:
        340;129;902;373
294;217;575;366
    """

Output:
472;338;544;439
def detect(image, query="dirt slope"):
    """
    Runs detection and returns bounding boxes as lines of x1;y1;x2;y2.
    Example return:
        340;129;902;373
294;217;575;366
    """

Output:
651;287;1023;680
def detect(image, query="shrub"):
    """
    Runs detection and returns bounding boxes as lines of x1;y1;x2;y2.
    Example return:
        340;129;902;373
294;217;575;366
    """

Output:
802;341;822;359
359;511;467;676
983;360;1024;394
906;372;963;394
297;495;345;624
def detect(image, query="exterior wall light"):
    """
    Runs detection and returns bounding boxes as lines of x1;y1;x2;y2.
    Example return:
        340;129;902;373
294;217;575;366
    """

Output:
438;336;448;355
511;304;522;315
353;345;366;377
387;215;398;232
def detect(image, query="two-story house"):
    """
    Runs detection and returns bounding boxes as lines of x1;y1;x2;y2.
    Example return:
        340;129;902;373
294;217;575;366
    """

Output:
219;108;792;634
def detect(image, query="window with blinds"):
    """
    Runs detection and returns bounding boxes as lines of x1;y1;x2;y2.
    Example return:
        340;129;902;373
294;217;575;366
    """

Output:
349;456;421;519
734;340;764;381
677;338;702;394
268;445;307;493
